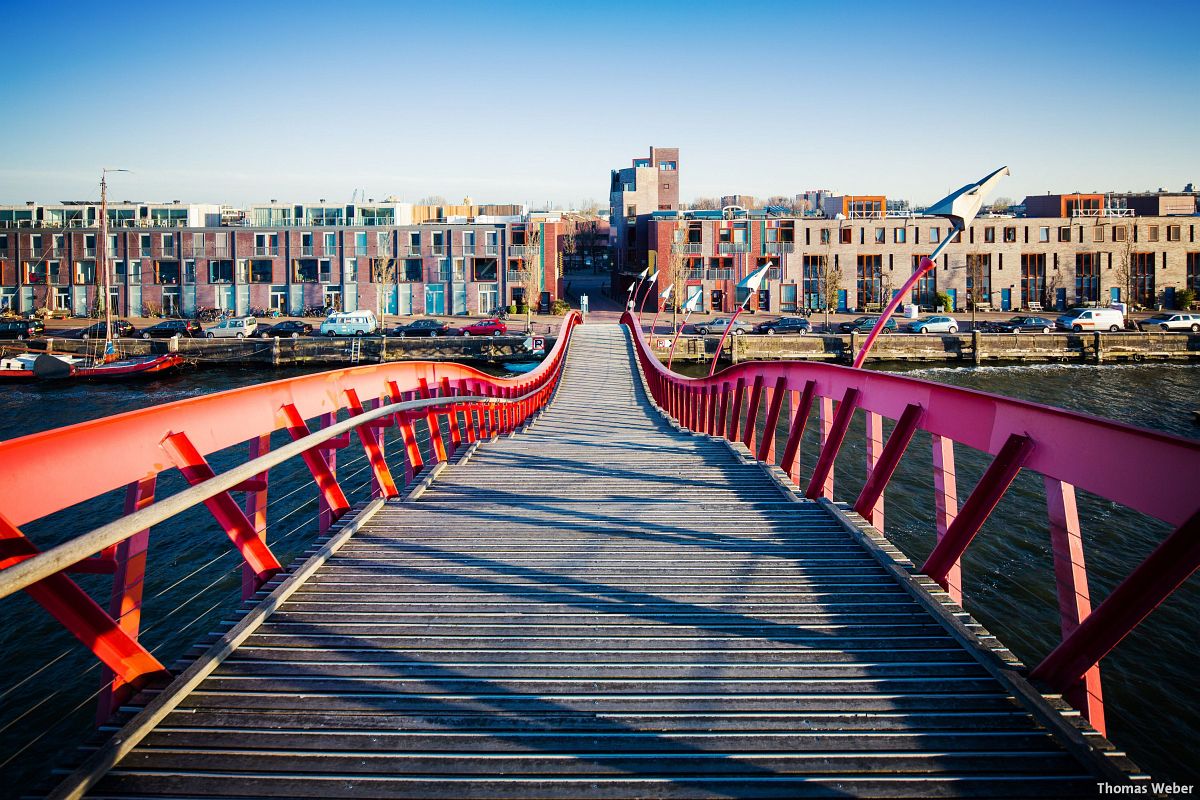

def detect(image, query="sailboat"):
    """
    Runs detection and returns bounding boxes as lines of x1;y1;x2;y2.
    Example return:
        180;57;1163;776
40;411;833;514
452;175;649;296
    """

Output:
0;170;185;380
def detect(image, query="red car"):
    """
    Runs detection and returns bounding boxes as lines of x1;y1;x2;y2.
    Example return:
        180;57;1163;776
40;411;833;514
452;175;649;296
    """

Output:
459;318;507;337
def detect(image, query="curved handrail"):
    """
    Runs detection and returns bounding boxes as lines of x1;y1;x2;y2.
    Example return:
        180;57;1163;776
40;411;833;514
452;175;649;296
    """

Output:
622;311;1200;734
0;312;580;527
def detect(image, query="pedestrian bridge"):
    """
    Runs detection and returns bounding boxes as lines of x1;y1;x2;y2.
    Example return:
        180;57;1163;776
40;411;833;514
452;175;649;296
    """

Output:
1;313;1197;798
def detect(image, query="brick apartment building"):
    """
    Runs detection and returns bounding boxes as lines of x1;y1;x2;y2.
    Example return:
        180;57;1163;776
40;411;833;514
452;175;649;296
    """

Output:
0;200;566;318
628;191;1200;315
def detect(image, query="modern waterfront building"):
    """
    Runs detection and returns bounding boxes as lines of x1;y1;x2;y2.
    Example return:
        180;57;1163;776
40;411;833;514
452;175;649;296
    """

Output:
0;200;564;318
609;146;679;275
630;199;1200;315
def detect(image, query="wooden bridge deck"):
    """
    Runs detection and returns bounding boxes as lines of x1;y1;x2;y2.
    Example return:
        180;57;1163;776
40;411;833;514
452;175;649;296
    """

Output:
69;324;1127;798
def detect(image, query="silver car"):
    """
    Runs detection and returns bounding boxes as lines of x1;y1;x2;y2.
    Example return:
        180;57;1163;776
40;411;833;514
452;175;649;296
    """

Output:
1138;312;1200;332
694;318;755;336
907;315;960;334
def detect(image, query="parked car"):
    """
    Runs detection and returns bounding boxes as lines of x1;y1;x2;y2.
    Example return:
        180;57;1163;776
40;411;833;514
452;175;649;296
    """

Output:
1055;307;1125;332
1138;312;1200;332
838;316;897;334
67;320;137;339
459;318;507;337
319;310;378;337
389;318;452;337
0;318;43;340
140;320;202;339
907;315;960;334
258;320;314;339
755;316;812;336
981;316;1056;334
204;316;258;339
693;317;754;336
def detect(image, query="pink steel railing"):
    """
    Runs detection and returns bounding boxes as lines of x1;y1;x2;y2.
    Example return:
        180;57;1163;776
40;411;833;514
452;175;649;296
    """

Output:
623;312;1200;736
0;311;581;719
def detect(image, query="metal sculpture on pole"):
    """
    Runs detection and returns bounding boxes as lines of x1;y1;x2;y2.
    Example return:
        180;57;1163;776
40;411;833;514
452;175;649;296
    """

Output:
649;284;673;337
852;166;1010;369
666;288;703;370
636;270;659;325
626;265;651;313
707;260;773;377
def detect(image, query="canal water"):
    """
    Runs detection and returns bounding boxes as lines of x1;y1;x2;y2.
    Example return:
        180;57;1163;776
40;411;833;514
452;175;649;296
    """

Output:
0;360;1197;792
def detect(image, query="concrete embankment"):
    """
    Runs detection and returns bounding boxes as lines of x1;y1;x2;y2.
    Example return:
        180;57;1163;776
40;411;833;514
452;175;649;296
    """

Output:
649;330;1200;365
15;335;555;366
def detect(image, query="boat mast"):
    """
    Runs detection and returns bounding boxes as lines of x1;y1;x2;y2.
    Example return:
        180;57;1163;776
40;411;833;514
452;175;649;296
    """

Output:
100;170;110;338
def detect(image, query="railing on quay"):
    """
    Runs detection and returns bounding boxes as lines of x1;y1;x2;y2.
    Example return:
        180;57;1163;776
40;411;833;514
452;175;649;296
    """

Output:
622;311;1200;737
0;311;582;720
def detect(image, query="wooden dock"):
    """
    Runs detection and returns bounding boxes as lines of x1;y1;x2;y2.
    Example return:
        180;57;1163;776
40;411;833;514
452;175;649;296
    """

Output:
57;324;1137;798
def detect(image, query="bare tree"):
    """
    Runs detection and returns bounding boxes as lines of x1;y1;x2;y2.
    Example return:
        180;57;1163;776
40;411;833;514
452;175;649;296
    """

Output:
371;257;397;325
659;220;690;334
688;197;720;211
517;227;542;329
817;255;843;332
990;196;1013;213
417;195;448;206
1113;232;1136;307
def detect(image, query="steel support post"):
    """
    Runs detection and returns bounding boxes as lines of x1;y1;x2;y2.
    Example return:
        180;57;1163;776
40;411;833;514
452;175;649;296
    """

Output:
780;380;816;484
741;375;764;452
931;434;962;604
805;388;860;500
279;405;351;532
853;404;922;531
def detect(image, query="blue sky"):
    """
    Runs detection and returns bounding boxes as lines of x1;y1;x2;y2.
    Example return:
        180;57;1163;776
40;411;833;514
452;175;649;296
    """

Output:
0;0;1196;208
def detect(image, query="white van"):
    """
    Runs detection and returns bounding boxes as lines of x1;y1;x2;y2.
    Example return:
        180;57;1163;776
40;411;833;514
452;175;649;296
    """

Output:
319;310;378;337
204;316;258;339
1055;307;1125;332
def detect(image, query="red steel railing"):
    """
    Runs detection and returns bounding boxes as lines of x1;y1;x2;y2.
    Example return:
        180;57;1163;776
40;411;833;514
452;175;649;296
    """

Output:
623;312;1200;736
0;311;581;718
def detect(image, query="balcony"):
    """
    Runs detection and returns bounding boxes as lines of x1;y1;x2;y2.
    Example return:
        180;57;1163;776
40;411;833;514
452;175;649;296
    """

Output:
161;244;178;258
684;270;704;280
82;247;97;258
507;270;531;284
350;246;368;256
482;245;499;256
428;270;451;283
1071;207;1135;218
717;243;750;254
509;246;532;258
298;246;316;256
673;243;703;254
252;246;279;256
766;267;783;281
406;247;421;257
705;269;734;281
762;242;795;255
431;246;447;257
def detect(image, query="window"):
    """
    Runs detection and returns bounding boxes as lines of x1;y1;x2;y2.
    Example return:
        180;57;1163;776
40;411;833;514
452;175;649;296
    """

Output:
294;259;318;282
966;254;992;306
856;254;883;309
319;259;332;284
626;205;636;218
462;231;475;250
1147;225;1159;242
984;227;995;243
75;260;96;284
140;234;152;254
1112;226;1126;242
929;227;940;244
184;260;196;284
129;260;142;285
1187;252;1200;293
1003;226;1017;243
250;260;273;283
473;258;497;281
453;257;465;281
324;232;337;254
1076;252;1100;303
403;259;422;282
1020;254;1046;307
780;283;798;313
25;260;47;282
485;231;498;253
1131;252;1155;305
874;227;885;244
408;232;420;254
1058;226;1071;243
344;259;358;282
377;231;389;253
1093;226;1105;243
659;161;676;170
236;259;248;283
894;227;906;243
819;228;831;245
912;255;937;307
1038;227;1050;243
839;227;852;244
1167;225;1181;242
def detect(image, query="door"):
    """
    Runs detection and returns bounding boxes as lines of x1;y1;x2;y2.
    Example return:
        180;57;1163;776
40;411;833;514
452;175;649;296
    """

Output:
128;285;142;317
425;284;445;315
289;285;304;315
1056;288;1067;311
478;284;498;314
837;289;848;312
342;283;358;312
946;288;957;311
397;284;412;315
1000;287;1011;312
236;285;250;316
1165;286;1176;309
162;287;181;316
710;289;723;311
453;283;467;315
686;284;703;313
1110;286;1121;303
72;286;88;316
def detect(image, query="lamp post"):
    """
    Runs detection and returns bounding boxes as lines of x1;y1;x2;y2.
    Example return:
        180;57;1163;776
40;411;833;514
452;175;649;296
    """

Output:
852;166;1009;369
707;260;773;377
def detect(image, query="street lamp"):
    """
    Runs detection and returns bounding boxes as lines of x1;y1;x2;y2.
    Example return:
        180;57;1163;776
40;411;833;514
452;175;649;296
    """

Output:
852;166;1009;369
707;260;773;377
